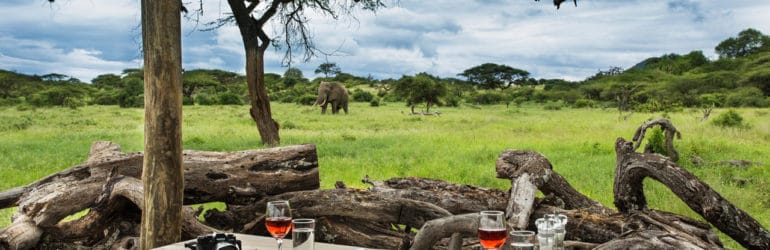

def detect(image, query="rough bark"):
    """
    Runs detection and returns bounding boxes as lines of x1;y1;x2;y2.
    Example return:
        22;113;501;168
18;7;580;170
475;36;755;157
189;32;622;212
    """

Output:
0;142;318;250
140;0;185;246
614;137;770;249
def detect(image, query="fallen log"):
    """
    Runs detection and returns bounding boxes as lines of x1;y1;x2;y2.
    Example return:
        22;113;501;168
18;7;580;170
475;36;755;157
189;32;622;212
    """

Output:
614;137;770;249
0;141;319;250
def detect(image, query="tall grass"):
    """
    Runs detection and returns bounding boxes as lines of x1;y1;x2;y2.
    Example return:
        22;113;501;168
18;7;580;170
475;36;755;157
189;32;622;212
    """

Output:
1;104;768;249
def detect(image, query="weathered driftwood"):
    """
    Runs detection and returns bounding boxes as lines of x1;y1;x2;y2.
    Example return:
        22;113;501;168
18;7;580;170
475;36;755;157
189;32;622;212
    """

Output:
495;150;614;230
0;141;319;249
614;137;770;249
632;118;681;162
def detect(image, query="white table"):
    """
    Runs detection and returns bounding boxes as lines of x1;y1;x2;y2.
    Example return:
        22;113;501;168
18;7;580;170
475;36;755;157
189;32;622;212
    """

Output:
154;233;375;250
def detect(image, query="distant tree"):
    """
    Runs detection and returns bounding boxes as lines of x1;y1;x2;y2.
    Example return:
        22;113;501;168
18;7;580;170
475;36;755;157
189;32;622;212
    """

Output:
183;70;219;99
716;28;770;58
393;73;448;113
91;73;122;89
282;67;308;88
40;73;69;82
459;63;530;90
315;62;342;78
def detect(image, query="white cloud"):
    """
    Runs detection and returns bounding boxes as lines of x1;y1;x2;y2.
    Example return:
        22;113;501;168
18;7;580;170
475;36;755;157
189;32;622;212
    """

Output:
1;0;770;82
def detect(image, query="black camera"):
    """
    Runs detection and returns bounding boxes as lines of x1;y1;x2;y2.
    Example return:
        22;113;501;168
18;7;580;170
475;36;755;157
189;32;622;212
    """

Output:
184;233;242;250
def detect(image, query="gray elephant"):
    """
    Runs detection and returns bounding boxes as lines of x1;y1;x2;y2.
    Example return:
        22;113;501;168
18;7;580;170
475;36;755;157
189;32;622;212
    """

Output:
315;81;349;114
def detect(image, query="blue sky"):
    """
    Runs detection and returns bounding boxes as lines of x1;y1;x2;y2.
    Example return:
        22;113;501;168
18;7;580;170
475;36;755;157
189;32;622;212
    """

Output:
1;0;769;83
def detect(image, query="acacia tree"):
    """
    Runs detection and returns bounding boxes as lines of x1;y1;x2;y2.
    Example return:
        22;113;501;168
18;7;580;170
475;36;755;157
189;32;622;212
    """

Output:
459;63;530;90
393;73;447;113
202;0;384;146
315;62;342;78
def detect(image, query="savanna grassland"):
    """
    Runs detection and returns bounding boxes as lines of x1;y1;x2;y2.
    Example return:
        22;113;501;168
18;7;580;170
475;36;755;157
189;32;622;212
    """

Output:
1;103;768;248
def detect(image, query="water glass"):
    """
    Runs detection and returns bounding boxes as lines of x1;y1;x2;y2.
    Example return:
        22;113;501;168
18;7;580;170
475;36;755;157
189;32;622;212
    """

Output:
509;230;535;250
292;218;315;250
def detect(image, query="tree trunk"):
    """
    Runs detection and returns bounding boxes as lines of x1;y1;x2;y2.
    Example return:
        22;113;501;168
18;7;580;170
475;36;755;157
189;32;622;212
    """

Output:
140;0;184;248
227;0;280;146
0;142;319;250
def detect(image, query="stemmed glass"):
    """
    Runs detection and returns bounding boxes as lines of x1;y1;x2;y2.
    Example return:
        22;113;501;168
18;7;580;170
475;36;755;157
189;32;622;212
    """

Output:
478;211;507;250
265;200;293;250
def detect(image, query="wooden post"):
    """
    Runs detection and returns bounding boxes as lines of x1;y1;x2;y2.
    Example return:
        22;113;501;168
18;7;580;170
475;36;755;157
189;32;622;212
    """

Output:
140;0;184;249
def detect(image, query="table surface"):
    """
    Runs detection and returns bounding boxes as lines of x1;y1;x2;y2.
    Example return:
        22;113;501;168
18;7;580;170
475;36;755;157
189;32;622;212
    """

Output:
154;233;375;250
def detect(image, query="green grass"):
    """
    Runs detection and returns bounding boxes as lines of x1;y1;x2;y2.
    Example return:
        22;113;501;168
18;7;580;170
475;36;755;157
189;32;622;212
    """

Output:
1;103;768;249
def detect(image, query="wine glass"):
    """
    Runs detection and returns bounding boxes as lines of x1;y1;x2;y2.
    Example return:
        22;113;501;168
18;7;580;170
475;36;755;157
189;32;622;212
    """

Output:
265;200;292;250
478;211;506;250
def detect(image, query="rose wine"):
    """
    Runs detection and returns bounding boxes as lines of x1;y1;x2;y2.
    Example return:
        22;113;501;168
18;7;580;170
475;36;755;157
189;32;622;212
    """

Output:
478;228;506;249
266;217;293;238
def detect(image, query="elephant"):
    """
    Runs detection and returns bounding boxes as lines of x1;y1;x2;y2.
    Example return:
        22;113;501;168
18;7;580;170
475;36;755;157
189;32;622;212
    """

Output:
315;81;349;114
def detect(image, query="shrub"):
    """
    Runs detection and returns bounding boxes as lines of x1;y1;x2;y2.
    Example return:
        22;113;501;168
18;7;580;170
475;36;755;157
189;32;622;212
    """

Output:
195;94;215;106
182;96;195;106
724;87;767;107
218;92;242;105
470;92;506;105
573;99;595;108
63;97;84;109
0;97;22;106
512;97;527;107
712;109;747;128
646;127;667;155
352;89;374;102
92;91;119;105
296;94;317;106
370;98;380;107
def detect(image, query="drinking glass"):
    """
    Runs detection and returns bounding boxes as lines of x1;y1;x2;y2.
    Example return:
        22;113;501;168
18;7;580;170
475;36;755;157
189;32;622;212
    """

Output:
266;200;292;250
478;211;506;250
509;230;535;250
292;218;315;250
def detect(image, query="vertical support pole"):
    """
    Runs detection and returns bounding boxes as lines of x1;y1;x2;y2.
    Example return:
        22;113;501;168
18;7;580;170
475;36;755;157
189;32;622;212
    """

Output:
140;0;183;249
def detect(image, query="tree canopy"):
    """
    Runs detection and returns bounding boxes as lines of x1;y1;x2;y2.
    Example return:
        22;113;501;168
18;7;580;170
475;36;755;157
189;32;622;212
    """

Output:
315;62;342;78
393;73;448;113
715;28;770;59
459;63;530;90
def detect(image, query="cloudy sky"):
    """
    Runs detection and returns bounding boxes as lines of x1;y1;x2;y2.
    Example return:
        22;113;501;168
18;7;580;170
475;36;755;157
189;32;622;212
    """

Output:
1;0;769;83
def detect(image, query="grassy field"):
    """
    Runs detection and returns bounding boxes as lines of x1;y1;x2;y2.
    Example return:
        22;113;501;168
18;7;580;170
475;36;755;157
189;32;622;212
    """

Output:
1;103;768;249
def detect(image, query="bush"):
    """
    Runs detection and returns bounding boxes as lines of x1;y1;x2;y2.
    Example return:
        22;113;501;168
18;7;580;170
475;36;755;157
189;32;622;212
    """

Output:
0;97;22;106
370;98;380;107
182;96;195;106
92;91;119;105
724;87;767;107
469;92;506;105
512;97;527;107
352;89;374;102
296;94;317;106
195;94;215;106
573;99;595;108
218;92;242;105
63;97;84;109
712;109;748;128
646;127;667;155
443;96;460;107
